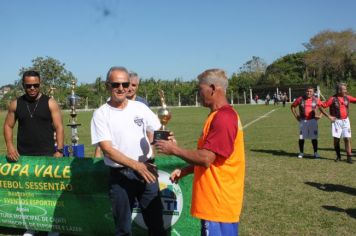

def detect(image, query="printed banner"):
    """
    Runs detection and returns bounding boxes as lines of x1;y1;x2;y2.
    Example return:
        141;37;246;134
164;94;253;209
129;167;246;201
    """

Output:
0;155;199;235
0;155;113;235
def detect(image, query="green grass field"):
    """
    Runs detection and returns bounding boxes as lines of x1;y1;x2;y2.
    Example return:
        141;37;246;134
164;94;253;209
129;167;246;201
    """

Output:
0;104;355;235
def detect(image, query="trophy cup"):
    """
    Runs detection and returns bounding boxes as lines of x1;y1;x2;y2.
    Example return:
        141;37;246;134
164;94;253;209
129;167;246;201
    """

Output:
153;89;172;143
64;80;85;157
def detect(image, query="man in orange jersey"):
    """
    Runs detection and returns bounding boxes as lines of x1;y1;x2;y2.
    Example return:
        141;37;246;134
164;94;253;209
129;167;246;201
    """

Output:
291;86;329;159
322;82;356;163
155;68;245;236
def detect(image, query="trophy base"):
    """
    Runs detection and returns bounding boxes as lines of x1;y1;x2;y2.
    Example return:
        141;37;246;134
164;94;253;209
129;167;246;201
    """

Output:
153;130;170;144
63;144;85;158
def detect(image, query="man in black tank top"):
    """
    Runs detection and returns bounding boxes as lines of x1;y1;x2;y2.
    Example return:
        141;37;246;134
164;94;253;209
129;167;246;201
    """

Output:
3;70;64;236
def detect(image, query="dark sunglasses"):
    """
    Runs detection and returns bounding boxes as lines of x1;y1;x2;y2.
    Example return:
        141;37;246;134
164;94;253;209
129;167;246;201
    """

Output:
24;83;40;89
110;82;130;89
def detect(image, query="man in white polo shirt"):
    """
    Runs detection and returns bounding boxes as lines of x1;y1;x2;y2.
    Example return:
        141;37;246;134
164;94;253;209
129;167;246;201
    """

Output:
91;66;165;235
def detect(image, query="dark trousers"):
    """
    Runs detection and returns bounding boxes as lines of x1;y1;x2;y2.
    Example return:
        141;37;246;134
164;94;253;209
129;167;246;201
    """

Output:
109;167;166;236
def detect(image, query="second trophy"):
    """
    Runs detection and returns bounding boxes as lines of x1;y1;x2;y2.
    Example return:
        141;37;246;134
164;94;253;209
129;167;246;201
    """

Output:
153;89;172;143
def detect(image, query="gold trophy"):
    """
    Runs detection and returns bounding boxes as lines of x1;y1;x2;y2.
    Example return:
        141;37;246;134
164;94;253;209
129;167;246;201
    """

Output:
154;89;172;143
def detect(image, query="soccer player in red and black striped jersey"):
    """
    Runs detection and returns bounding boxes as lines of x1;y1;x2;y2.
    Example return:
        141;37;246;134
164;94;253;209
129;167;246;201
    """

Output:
291;87;330;159
322;83;356;163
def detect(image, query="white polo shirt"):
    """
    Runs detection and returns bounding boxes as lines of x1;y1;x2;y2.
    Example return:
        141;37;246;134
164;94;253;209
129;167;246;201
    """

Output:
91;100;161;167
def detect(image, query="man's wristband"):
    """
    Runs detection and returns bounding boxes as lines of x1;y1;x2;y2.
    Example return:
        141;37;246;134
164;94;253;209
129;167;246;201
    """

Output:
56;148;64;154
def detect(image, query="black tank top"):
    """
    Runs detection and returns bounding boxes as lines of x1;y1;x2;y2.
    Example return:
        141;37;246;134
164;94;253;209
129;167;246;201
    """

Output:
15;94;55;156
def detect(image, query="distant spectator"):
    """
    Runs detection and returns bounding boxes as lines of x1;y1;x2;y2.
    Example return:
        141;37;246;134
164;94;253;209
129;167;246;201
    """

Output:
273;93;279;105
254;94;259;104
265;94;270;105
282;92;288;107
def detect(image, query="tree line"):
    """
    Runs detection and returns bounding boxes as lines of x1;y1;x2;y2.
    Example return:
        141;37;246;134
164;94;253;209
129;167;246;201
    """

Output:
1;29;355;109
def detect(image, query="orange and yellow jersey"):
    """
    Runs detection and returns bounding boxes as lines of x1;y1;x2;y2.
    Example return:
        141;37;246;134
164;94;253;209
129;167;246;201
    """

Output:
191;105;245;223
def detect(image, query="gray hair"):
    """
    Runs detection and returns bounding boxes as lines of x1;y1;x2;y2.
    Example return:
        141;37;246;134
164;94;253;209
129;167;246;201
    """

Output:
129;71;140;83
197;68;228;92
106;66;129;83
336;82;347;93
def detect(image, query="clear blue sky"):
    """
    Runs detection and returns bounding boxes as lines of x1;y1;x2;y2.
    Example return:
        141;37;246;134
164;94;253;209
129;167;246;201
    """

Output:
1;0;355;86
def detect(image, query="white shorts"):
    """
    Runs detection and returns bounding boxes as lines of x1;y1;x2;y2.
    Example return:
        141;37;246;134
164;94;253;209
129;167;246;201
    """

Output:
299;119;318;140
332;118;351;138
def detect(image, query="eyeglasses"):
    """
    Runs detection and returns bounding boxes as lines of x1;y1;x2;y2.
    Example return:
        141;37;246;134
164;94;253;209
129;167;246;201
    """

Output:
110;82;130;89
24;84;40;89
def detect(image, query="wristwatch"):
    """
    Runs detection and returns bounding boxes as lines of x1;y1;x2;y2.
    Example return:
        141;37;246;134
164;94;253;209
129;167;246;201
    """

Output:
56;148;64;154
